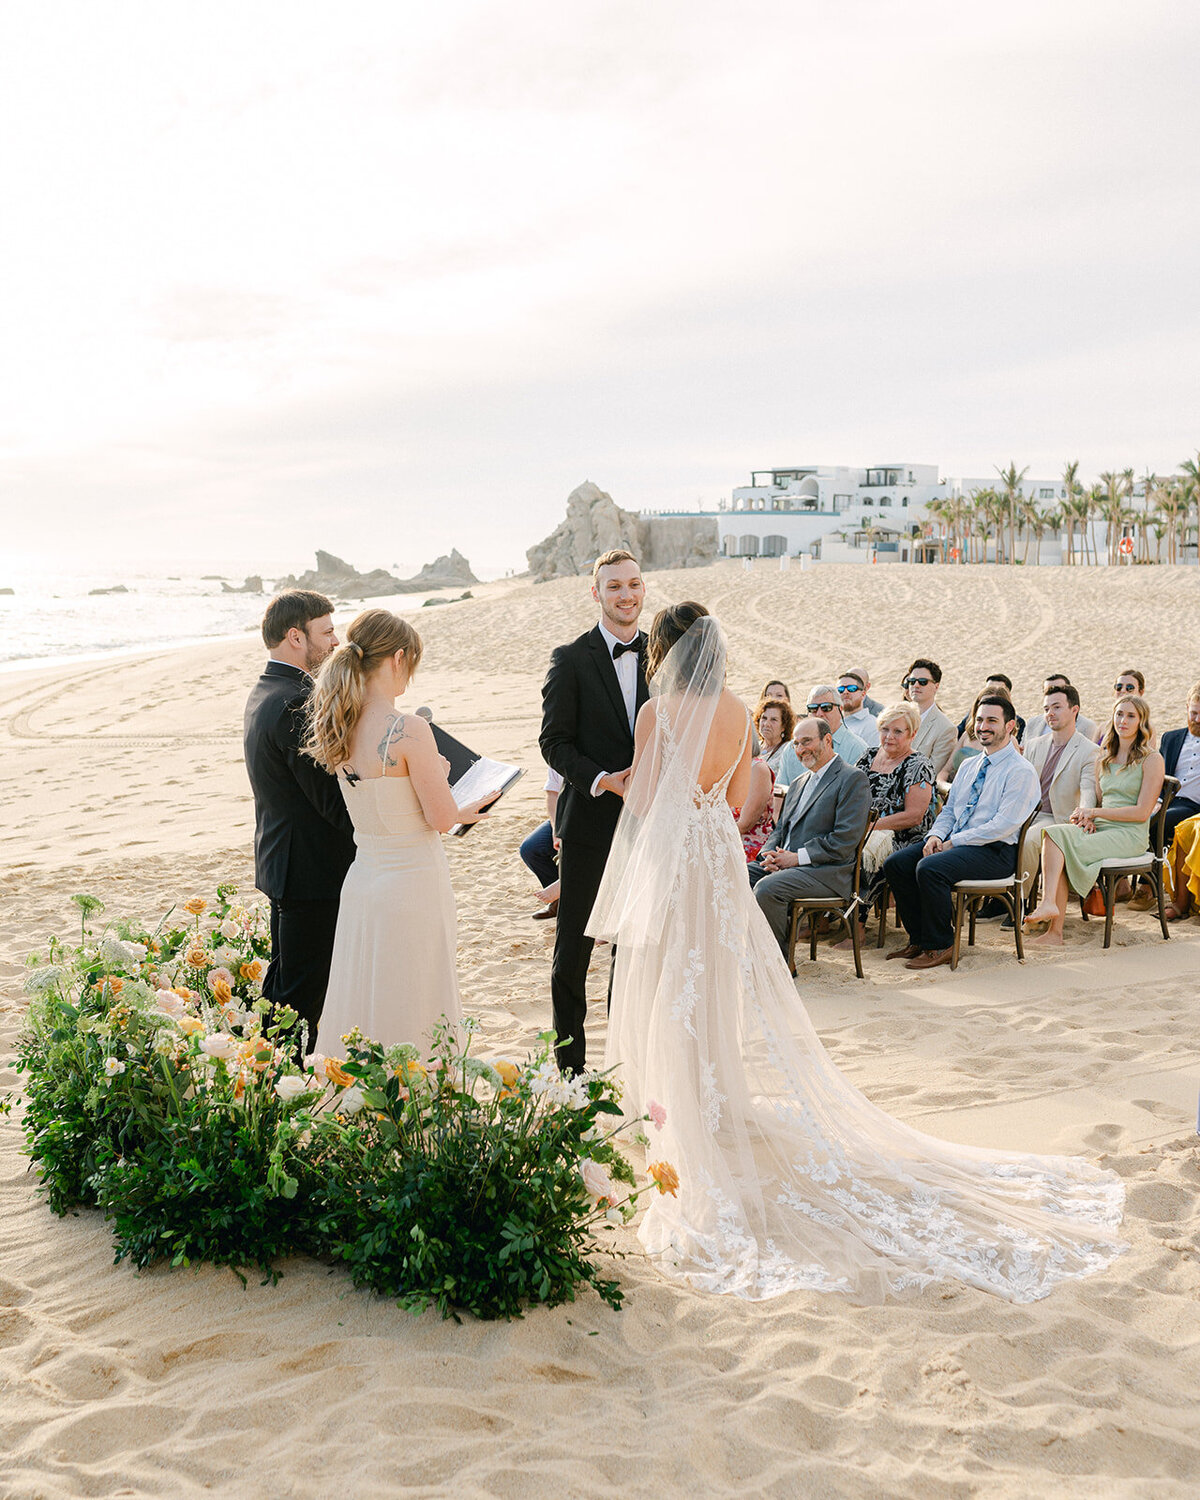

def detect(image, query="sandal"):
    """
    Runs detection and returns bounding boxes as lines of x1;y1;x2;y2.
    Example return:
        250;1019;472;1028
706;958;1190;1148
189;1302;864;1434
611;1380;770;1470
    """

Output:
1164;903;1191;922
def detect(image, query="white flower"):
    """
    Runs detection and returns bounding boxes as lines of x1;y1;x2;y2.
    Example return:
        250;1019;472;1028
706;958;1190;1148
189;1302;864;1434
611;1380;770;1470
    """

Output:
100;936;144;969
464;1058;502;1090
103;1056;126;1077
605;1207;623;1226
212;946;239;970
199;1032;237;1060
580;1158;615;1202
154;1030;176;1055
155;989;186;1018
218;919;240;942
336;1085;365;1116
274;1075;308;1101
24;965;68;995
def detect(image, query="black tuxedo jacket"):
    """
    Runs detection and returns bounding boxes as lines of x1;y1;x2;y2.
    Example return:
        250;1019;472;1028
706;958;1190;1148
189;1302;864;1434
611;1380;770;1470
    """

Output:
540;625;649;850
1160;727;1192;780
243;661;356;902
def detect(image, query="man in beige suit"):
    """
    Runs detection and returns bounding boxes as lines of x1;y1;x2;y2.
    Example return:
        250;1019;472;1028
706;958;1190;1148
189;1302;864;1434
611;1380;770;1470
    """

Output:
904;658;957;777
1020;683;1101;892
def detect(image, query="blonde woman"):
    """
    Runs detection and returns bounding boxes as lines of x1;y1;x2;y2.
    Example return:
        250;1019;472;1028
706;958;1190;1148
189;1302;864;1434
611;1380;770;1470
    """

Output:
1025;696;1164;946
304;610;494;1050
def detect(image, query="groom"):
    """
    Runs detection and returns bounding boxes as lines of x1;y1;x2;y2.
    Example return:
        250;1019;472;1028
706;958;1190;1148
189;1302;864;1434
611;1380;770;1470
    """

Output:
243;590;356;1045
540;549;648;1074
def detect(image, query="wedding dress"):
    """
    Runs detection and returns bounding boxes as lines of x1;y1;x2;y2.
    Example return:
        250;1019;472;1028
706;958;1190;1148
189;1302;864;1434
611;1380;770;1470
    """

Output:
589;617;1124;1302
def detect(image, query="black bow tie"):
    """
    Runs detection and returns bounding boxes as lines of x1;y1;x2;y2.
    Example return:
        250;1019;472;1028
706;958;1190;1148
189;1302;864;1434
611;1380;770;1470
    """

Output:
612;638;641;659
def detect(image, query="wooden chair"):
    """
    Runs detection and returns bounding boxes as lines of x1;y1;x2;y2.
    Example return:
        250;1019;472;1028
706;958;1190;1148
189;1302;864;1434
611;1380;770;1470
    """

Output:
785;814;876;980
949;805;1042;970
1079;775;1179;948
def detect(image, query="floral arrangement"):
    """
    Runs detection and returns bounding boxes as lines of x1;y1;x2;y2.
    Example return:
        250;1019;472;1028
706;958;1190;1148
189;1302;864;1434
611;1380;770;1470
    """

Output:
14;891;676;1319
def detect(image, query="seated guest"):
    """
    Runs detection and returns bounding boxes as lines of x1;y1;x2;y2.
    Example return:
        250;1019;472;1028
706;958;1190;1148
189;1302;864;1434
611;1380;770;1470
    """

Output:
1019;684;1101;890
836;669;880;748
903;658;958;780
776;686;869;785
851;701;935;922
736;754;777;861
519;769;562;919
1164;812;1200;919
1095;670;1147;743
754;695;794;777
956;673;1025;745
1157;681;1200;841
1024;696;1164;945
882;695;1040;970
759;679;791;705
1024;674;1100;743
748;717;872;950
945;688;1007;781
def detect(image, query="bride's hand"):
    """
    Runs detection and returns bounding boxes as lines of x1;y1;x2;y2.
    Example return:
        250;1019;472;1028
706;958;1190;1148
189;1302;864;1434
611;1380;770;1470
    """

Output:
456;794;498;824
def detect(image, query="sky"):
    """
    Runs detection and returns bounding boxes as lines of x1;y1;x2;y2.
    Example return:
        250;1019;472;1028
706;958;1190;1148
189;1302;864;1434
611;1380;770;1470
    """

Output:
1;0;1198;579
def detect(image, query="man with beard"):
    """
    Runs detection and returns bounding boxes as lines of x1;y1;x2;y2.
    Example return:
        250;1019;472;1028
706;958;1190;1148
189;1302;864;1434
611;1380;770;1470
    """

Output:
540;550;648;1074
244;591;356;1044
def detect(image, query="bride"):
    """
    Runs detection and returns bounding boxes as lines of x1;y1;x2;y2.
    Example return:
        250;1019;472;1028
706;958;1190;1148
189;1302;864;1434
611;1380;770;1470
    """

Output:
589;603;1125;1303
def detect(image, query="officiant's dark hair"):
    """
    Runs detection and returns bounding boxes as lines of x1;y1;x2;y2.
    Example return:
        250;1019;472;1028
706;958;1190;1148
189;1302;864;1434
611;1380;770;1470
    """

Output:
304;609;424;771
646;600;710;681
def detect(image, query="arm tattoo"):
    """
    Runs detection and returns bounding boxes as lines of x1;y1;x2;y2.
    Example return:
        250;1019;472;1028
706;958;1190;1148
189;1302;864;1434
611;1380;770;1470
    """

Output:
377;713;410;767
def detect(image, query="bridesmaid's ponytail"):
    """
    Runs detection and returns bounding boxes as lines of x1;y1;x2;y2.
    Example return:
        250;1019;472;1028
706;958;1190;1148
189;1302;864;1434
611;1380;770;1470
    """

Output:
305;610;423;771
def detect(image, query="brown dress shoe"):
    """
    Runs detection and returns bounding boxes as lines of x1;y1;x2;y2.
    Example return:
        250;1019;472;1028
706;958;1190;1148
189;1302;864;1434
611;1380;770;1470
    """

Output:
531;900;559;920
886;943;923;961
905;947;954;970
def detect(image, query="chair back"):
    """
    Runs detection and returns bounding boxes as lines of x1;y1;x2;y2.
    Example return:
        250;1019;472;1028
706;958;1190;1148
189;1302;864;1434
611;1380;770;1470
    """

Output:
1011;804;1041;894
1151;775;1181;860
849;811;879;901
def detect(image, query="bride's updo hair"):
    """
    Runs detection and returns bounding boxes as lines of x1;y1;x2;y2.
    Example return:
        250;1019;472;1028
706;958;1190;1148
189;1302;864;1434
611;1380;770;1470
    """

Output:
645;600;711;681
305;609;423;771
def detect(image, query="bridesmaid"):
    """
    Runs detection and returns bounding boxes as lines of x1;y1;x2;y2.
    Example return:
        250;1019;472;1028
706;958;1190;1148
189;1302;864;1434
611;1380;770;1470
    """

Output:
304;610;494;1051
1024;696;1164;946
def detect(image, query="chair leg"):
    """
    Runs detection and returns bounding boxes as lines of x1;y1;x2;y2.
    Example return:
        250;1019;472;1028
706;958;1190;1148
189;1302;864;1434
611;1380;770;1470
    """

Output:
1103;874;1116;949
787;905;799;976
968;898;977;948
1012;890;1025;962
951;892;964;970
1156;870;1170;941
876;887;888;948
809;912;819;963
850;906;864;980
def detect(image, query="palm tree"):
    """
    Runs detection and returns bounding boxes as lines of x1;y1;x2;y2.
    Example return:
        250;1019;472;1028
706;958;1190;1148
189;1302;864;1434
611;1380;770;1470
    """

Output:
995;462;1029;565
1060;461;1080;564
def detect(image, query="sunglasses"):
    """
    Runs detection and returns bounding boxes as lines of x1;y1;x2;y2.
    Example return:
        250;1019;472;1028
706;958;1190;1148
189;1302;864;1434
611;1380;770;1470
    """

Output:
1114;683;1138;693
807;702;837;713
836;683;860;693
903;676;932;688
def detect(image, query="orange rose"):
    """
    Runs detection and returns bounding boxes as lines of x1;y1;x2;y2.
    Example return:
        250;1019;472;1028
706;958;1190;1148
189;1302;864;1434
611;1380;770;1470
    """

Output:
211;978;233;1005
98;975;123;996
493;1060;520;1089
177;1015;204;1036
172;985;194;1001
647;1161;680;1197
186;947;209;969
325;1057;354;1088
239;959;263;983
184;897;207;916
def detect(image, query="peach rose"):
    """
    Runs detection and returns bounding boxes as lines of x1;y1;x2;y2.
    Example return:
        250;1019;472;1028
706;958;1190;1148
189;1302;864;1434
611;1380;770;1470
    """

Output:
647;1161;680;1197
239;959;263;984
184;897;208;916
324;1057;354;1088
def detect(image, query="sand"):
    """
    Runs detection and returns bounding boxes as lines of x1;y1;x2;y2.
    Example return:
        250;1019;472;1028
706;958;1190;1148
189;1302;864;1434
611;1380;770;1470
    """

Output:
1;560;1198;1498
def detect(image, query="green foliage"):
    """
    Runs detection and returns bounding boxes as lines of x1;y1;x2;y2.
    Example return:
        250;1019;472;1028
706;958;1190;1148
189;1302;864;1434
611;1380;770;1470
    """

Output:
14;895;663;1320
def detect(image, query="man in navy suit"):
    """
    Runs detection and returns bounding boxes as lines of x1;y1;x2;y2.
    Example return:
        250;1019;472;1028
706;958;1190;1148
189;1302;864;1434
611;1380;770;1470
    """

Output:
540;550;648;1074
243;591;356;1044
1158;682;1200;841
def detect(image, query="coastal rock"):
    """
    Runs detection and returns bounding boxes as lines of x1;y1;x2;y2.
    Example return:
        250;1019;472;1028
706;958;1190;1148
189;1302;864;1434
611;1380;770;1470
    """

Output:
526;481;720;581
276;549;479;599
87;584;130;596
422;590;474;608
220;576;264;594
0;587;13;596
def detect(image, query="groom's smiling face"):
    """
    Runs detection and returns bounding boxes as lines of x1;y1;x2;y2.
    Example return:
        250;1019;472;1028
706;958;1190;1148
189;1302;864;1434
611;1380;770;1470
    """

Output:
592;561;645;633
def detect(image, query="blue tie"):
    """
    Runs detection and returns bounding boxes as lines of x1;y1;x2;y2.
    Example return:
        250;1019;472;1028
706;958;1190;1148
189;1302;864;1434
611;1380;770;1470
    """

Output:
953;757;989;833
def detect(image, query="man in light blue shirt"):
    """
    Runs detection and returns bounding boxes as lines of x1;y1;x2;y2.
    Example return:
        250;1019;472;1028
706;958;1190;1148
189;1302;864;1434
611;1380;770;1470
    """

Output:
883;695;1039;970
837;670;880;748
776;686;869;785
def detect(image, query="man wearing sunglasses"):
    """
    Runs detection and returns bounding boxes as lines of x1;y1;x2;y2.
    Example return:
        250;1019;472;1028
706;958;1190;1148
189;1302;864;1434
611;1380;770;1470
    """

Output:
903;659;957;777
836;670;880;749
775;686;869;786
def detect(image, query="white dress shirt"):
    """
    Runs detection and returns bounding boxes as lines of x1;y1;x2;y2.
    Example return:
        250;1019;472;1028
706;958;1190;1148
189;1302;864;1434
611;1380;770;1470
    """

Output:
930;742;1040;847
590;621;641;796
785;756;833;866
1176;733;1200;803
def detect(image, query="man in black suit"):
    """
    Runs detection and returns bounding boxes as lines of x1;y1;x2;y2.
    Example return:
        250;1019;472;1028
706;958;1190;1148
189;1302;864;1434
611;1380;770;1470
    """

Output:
748;718;872;949
243;591;356;1047
540;549;648;1074
1158;682;1200;840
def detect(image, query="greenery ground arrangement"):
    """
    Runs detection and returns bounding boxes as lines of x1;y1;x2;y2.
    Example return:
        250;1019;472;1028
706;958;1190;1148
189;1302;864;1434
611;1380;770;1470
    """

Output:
11;890;676;1320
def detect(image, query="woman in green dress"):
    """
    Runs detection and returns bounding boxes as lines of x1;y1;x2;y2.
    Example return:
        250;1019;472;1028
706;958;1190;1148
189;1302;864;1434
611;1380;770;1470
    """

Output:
1023;696;1164;946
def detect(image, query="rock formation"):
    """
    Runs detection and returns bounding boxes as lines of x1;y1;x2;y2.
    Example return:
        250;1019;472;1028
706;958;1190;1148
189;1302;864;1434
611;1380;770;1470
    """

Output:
87;584;130;596
526;481;720;582
276;550;478;599
220;575;264;594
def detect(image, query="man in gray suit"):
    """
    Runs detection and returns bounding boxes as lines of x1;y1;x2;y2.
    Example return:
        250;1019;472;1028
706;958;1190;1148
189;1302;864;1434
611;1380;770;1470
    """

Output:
748;717;872;949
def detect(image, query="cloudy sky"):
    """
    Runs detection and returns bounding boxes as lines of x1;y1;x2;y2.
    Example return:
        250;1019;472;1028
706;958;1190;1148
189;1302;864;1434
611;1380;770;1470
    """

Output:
2;1;1197;577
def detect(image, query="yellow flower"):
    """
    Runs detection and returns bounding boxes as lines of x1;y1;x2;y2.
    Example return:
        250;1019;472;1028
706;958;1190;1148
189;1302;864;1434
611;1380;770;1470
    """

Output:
185;947;209;969
172;985;194;1001
394;1058;427;1084
177;1015;204;1036
184;897;208;916
211;978;233;1006
647;1161;680;1197
239;959;263;983
493;1060;520;1089
325;1057;354;1088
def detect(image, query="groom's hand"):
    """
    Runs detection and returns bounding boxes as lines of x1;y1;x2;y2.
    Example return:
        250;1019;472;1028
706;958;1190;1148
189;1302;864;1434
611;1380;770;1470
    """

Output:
761;849;799;870
596;769;631;799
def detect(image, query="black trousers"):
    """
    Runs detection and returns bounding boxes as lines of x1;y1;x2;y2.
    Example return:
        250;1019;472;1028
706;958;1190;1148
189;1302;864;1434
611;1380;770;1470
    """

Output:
262;897;341;1055
550;838;613;1075
1163;796;1200;845
884;839;1015;952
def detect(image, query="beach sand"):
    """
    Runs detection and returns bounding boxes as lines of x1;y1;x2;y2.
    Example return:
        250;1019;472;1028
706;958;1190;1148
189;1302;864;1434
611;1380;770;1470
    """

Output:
1;560;1198;1498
